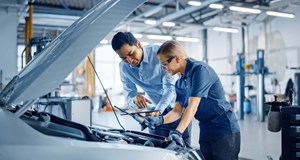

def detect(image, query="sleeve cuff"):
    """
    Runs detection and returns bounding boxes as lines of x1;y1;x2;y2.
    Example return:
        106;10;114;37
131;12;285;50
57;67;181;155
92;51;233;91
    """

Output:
155;104;168;113
128;97;138;111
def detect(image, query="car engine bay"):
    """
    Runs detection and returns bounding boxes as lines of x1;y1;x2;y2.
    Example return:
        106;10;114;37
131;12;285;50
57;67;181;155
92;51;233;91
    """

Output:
14;109;201;160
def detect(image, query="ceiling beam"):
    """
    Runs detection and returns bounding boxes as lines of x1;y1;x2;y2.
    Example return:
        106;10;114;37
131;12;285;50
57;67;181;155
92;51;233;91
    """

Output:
123;0;174;25
134;0;221;33
59;0;70;10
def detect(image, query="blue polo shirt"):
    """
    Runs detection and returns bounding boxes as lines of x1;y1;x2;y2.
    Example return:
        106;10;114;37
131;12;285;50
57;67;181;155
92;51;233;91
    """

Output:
176;58;240;139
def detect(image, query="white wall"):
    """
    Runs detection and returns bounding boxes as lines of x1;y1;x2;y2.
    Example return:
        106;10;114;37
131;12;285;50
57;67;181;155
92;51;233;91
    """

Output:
94;45;122;95
0;9;18;88
207;27;242;95
247;6;300;96
182;41;203;60
203;6;300;97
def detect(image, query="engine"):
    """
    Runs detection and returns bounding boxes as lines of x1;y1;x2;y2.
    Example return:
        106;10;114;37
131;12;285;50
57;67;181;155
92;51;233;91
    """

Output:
18;110;201;160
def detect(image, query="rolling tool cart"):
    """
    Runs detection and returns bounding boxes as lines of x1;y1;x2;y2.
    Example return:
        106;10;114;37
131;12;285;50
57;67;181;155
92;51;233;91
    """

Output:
281;105;300;160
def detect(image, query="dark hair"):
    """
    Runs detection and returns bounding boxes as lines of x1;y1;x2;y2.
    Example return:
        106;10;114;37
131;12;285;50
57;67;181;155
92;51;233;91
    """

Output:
111;32;137;51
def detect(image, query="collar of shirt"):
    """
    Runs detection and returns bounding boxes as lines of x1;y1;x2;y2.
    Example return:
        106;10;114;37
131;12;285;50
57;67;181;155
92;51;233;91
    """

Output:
181;58;193;79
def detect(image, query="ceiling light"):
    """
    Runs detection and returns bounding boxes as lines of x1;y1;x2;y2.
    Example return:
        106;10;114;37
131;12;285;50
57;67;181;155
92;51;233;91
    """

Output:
229;6;261;14
163;22;175;27
213;27;238;33
133;33;143;38
187;1;202;6
209;4;224;9
147;35;172;40
269;0;282;4
144;20;156;25
176;37;199;42
141;42;149;45
154;43;162;46
100;39;108;44
266;11;295;18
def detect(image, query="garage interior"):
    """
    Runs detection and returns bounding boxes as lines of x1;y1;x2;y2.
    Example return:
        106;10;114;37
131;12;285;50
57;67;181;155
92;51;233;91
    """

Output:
0;0;300;159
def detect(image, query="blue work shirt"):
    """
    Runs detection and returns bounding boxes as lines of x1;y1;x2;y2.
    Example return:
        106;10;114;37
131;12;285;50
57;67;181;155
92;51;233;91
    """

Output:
176;58;240;139
119;45;177;112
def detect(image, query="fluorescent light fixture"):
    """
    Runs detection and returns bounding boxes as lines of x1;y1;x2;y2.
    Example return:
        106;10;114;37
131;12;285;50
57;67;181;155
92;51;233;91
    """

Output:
269;0;282;4
100;39;108;44
209;4;224;9
229;6;261;14
213;27;238;33
144;20;156;25
141;42;149;45
188;1;202;6
147;35;172;40
163;22;175;27
133;33;143;38
266;11;295;18
176;37;200;42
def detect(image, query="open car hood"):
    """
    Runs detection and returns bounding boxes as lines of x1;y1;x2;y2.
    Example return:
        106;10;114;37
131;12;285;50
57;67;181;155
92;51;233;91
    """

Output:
0;0;146;106
0;1;203;159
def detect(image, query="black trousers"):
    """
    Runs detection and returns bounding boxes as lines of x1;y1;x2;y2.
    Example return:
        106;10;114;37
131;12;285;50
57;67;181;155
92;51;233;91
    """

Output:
199;132;241;160
149;107;192;145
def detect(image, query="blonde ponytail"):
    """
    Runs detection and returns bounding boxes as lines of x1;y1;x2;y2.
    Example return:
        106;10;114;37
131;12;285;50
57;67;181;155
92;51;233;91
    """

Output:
157;40;187;59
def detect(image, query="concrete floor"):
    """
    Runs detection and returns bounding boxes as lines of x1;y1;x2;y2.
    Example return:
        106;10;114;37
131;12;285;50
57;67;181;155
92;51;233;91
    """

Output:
92;111;281;160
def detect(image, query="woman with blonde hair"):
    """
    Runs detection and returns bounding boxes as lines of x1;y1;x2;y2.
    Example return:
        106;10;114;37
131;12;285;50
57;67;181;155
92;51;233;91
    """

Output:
146;40;240;160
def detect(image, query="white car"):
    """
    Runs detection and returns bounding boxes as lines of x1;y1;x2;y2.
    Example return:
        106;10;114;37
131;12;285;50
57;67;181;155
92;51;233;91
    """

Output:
0;0;201;159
